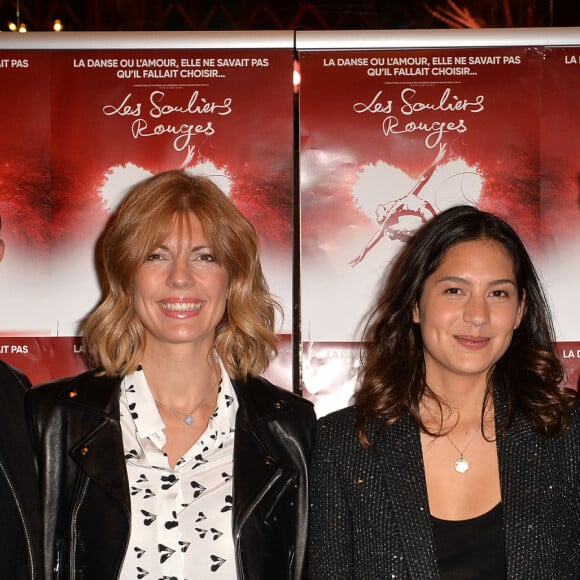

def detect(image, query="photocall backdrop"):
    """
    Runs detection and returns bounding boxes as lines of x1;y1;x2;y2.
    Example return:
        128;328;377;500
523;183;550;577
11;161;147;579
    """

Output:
298;28;580;415
0;31;295;387
1;29;579;416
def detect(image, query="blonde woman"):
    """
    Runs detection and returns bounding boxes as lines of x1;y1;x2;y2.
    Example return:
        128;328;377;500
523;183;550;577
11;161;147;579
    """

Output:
31;171;314;579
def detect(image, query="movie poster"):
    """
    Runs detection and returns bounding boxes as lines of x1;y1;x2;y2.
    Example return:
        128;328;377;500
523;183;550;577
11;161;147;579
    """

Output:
0;50;52;384
2;32;579;396
298;35;580;414
0;50;51;336
0;33;295;387
538;45;580;390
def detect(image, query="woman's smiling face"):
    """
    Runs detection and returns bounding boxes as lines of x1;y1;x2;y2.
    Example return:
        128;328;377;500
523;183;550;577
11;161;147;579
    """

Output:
413;238;525;389
133;212;229;353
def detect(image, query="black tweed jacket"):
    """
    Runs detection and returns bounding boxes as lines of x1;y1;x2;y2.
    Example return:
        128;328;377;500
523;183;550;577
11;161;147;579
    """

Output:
308;387;580;579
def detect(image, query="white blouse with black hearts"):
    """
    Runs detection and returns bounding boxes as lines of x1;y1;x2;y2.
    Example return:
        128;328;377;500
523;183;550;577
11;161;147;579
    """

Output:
119;361;238;579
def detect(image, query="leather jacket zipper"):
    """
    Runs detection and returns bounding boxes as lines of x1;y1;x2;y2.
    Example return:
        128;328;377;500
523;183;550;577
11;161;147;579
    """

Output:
67;474;131;579
234;467;283;579
0;459;37;579
69;477;90;580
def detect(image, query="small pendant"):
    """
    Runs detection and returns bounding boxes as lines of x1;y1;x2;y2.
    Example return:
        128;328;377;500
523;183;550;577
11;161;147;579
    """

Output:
184;414;195;426
454;457;470;474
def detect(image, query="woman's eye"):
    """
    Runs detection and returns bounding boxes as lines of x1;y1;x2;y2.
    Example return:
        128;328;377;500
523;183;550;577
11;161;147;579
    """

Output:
194;253;216;262
146;253;164;261
490;289;509;298
443;287;462;295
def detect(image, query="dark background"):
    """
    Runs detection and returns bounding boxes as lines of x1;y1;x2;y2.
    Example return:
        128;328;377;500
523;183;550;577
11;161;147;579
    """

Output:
0;0;579;32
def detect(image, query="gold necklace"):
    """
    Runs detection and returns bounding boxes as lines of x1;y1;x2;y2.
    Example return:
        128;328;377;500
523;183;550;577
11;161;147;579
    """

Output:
445;428;479;474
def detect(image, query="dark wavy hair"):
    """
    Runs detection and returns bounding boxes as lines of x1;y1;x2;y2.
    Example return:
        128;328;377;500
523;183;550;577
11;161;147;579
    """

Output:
355;204;575;447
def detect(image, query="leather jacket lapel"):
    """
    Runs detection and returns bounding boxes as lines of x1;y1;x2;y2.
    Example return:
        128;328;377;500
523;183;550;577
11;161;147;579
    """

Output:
70;418;131;513
57;374;131;514
232;413;281;536
229;377;314;579
230;379;282;539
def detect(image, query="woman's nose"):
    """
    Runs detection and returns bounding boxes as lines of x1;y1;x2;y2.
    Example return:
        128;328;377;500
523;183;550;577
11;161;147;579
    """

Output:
463;294;490;326
167;259;194;287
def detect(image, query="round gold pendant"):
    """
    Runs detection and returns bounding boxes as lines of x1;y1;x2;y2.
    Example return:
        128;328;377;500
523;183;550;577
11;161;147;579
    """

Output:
454;457;470;474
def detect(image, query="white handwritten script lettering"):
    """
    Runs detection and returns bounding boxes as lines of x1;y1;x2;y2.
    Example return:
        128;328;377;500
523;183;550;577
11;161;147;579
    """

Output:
102;90;233;162
353;87;484;148
148;90;232;118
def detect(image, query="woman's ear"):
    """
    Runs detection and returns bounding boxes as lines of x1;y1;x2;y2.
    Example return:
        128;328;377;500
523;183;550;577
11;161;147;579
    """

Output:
412;302;420;324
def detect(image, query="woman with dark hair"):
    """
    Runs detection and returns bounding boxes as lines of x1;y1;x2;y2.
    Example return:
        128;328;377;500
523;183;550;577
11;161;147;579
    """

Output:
308;205;580;579
30;170;315;579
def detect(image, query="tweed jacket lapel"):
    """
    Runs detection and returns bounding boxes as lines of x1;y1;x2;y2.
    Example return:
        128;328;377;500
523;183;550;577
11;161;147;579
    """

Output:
372;414;440;578
494;386;549;577
367;387;563;578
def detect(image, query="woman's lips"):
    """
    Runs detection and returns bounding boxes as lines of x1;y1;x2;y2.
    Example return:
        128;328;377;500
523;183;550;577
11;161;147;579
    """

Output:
454;335;491;349
159;299;203;317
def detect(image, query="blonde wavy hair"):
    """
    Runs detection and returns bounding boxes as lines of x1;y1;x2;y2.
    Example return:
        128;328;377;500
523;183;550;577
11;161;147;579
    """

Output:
82;170;280;379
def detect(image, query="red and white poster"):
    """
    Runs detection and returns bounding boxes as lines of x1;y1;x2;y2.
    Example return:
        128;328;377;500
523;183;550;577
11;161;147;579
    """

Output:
0;32;295;387
0;50;51;338
298;31;580;414
2;31;580;398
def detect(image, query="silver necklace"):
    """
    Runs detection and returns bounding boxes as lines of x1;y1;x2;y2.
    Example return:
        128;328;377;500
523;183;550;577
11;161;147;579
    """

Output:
446;428;479;474
153;372;222;427
155;400;196;426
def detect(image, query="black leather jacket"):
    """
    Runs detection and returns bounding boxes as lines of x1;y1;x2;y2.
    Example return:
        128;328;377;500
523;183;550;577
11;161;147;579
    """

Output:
29;369;315;580
0;359;42;580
